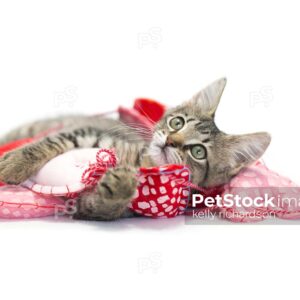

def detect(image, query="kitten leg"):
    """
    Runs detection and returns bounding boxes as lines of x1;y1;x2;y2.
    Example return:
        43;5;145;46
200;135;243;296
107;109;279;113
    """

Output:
0;123;103;185
0;133;77;184
74;166;138;221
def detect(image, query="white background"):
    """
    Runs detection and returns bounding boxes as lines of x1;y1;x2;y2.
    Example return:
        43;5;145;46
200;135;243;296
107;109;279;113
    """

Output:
0;0;299;299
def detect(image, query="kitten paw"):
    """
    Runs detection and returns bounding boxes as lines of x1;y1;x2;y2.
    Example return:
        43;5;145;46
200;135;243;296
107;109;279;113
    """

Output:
98;166;138;201
0;149;40;184
74;166;138;221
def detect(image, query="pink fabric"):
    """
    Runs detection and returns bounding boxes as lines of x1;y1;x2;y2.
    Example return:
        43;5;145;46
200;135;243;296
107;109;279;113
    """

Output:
216;161;300;222
0;185;64;219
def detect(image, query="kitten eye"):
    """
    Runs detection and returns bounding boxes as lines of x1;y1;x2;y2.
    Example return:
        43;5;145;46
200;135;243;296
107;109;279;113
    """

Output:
190;144;206;160
169;117;185;131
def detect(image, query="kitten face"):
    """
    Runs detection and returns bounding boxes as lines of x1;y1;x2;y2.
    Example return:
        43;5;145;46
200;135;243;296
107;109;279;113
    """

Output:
148;78;271;187
149;109;220;186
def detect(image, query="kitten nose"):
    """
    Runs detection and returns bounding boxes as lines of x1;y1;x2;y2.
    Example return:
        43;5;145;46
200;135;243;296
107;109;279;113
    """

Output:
166;136;175;147
166;133;183;147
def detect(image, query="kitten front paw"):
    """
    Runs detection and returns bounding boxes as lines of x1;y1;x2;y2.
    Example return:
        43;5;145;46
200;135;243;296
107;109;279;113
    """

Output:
98;166;138;202
74;167;138;221
0;149;40;184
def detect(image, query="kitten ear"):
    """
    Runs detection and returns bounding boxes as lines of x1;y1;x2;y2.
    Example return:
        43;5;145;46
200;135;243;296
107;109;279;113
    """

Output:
189;77;227;116
224;132;271;176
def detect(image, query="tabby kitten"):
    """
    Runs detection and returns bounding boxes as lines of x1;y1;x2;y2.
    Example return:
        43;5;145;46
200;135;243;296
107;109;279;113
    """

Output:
0;78;271;220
